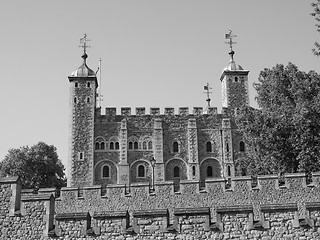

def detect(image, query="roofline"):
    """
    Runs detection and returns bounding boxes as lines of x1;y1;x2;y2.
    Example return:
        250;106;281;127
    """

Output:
220;70;250;81
68;76;98;87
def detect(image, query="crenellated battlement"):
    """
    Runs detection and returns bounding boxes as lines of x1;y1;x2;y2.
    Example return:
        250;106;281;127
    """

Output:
97;107;222;117
2;172;320;238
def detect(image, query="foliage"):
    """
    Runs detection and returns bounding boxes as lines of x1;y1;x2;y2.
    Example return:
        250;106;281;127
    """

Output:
236;63;320;175
311;1;320;56
0;142;66;189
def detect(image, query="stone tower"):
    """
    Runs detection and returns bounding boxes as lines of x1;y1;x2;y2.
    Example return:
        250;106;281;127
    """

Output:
68;37;97;187
220;48;249;110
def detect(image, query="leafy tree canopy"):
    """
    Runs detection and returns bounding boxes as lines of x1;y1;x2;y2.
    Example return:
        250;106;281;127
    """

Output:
311;1;320;56
236;63;320;176
0;142;66;189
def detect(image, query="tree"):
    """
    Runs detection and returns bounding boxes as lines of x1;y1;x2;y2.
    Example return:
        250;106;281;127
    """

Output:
311;1;320;56
0;142;66;189
236;63;320;175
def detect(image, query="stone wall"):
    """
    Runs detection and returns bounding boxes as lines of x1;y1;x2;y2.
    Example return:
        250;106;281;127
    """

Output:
3;173;320;239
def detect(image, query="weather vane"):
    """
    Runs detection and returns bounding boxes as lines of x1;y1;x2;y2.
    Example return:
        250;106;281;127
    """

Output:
79;33;91;54
225;30;237;60
204;83;212;109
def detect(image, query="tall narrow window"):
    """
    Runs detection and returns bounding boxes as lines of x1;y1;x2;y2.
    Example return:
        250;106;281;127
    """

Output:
95;142;100;150
128;142;133;150
115;142;119;150
173;142;179;153
173;166;180;178
192;166;196;176
100;142;105;150
79;152;83;160
226;143;229;152
240;141;245;152
137;165;145;178
87;97;90;103
206;142;212;152
234;76;238;82
75;82;78;87
207;166;213;177
134;142;138;149
110;142;114;150
87;82;91;88
148;141;152;150
74;97;77;103
102;165;110;178
227;166;231;176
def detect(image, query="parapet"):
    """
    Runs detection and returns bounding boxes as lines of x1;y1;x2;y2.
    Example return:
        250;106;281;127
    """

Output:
101;107;220;117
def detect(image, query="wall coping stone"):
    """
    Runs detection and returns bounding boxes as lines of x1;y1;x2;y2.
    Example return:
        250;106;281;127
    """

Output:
130;182;150;187
83;185;101;190
133;209;168;217
285;173;306;178
233;176;251;181
258;174;278;180
21;194;53;202
55;212;90;220
107;184;126;189
205;178;225;183
0;176;19;184
305;202;320;210
216;205;253;213
61;187;79;192
180;180;199;185
93;211;128;219
260;203;297;212
174;207;210;216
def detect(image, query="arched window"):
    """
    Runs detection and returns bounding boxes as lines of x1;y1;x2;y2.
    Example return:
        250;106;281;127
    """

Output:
240;141;245;152
207;166;213;177
173;142;179;153
227;166;232;176
143;141;147;150
148;141;152;150
173;166;180;178
95;142;100;150
74;97;77;103
226;143;229;152
100;142;105;150
102;165;110;178
87;82;91;88
234;76;238;82
192;166;196;176
128;142;133;150
110;142;114;150
75;82;78;87
134;142;138;149
115;142;119;150
206;142;212;152
137;165;145;178
79;152;83;160
87;97;90;103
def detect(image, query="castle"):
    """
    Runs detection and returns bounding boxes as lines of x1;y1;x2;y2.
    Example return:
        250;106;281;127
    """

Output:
68;34;249;188
4;34;320;239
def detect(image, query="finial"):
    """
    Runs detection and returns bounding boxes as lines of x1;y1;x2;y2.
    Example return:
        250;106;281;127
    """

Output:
225;30;237;61
79;33;91;55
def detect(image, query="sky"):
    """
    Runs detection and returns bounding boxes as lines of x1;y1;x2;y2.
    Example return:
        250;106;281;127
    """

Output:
0;1;319;171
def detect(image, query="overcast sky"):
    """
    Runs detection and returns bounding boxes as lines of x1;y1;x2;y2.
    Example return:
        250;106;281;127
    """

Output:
0;1;319;170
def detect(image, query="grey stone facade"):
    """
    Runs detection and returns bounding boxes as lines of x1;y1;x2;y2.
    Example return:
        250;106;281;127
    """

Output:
68;51;250;188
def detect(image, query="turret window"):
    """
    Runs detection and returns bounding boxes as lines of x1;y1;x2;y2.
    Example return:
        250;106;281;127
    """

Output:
78;152;84;160
173;141;179;153
87;82;91;88
75;82;78;88
173;166;180;178
74;97;77;104
87;97;90;103
206;141;212;152
234;77;238;82
240;141;245;152
207;166;213;177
